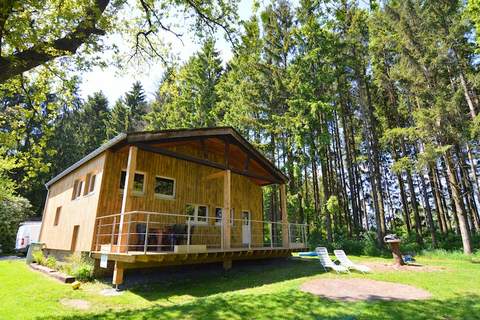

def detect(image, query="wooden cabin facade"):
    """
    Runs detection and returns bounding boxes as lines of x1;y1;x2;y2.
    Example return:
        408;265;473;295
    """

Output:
39;127;307;285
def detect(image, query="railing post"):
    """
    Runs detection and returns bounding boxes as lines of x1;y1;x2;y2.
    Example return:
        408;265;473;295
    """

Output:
144;213;150;254
287;223;291;249
270;222;273;248
303;224;307;247
95;218;101;251
187;216;191;253
126;213;131;253
111;216;117;251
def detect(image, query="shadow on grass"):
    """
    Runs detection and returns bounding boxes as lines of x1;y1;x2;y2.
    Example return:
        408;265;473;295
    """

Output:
42;291;480;320
121;258;322;301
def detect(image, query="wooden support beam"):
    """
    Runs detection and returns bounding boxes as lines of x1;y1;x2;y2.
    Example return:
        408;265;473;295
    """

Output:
244;155;250;172
280;184;289;248
224;139;230;168
204;171;225;181
113;261;124;286
223;170;231;249
223;259;232;270
117;146;137;253
135;143;280;184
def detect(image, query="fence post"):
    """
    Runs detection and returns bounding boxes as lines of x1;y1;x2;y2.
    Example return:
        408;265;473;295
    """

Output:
144;213;150;254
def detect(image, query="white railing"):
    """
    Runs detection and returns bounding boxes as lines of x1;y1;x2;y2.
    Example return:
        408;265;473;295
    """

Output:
94;211;307;254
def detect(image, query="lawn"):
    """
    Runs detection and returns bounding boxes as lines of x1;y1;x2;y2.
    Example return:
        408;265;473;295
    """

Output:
1;254;479;320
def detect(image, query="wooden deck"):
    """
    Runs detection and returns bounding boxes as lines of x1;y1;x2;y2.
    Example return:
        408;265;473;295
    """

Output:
92;246;306;269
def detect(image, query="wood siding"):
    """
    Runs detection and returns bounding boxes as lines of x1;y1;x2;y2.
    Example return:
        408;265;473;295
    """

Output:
39;154;106;251
96;145;264;248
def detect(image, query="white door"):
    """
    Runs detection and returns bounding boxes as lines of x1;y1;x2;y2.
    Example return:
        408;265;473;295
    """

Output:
242;211;251;247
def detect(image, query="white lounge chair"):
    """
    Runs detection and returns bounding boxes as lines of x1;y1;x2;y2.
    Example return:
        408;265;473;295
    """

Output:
334;249;371;274
315;247;349;274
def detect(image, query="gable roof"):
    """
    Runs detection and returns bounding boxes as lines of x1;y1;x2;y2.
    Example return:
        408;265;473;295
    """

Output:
45;127;288;187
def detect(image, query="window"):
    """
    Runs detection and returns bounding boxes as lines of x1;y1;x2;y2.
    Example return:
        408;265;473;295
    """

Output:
119;171;145;195
215;207;234;225
215;207;223;224
133;173;145;194
154;176;175;198
186;204;208;224
54;207;61;226
72;179;83;200
119;170;127;189
85;173;96;195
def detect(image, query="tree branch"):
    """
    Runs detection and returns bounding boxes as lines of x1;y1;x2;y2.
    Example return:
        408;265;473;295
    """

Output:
0;0;110;84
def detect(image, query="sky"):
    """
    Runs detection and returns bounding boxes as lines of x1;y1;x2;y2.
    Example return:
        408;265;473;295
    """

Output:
78;0;256;103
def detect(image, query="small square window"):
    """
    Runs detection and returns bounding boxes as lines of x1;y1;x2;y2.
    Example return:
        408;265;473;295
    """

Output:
154;176;175;198
133;173;145;193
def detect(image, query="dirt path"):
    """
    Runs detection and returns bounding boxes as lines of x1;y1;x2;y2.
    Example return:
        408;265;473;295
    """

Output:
301;278;432;302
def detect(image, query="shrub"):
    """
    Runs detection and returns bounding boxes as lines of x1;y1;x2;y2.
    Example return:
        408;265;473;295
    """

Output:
0;177;34;253
32;250;45;265
45;256;57;269
63;253;94;282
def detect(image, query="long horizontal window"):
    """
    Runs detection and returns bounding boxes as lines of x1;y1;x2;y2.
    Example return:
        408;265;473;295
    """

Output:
154;176;175;198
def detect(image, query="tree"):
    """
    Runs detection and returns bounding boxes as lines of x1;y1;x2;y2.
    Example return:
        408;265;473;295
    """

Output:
107;99;130;138
147;38;223;129
125;81;148;131
80;91;110;153
0;0;239;83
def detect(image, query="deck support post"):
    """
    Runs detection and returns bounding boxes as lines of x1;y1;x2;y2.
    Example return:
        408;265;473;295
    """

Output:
280;184;289;249
223;170;231;249
223;259;232;271
117;146;138;253
113;261;124;286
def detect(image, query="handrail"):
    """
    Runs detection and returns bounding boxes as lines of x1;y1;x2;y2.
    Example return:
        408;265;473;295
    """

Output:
94;210;307;253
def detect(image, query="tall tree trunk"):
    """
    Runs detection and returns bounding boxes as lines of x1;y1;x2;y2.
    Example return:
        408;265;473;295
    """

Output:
429;165;447;234
418;171;437;247
444;150;472;254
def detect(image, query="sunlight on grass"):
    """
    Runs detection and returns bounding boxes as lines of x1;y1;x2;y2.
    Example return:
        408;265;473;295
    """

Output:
1;253;480;320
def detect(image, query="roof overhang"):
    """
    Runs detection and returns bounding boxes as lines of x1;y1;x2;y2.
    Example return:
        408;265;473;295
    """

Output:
45;127;288;188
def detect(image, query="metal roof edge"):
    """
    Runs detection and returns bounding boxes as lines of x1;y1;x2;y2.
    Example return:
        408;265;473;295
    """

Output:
45;133;127;188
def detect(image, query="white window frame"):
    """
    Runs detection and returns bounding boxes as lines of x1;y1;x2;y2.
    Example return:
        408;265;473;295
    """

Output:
86;173;96;195
132;171;146;196
215;207;234;226
154;175;176;199
119;169;145;196
186;204;208;225
72;179;84;200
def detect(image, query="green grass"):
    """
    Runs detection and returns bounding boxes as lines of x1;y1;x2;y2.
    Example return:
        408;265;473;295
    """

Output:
1;254;479;320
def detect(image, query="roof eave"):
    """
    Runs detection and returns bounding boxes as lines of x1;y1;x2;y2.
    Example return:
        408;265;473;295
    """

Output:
44;133;127;188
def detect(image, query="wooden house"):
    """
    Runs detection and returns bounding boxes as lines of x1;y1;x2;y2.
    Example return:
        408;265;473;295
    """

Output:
39;127;307;285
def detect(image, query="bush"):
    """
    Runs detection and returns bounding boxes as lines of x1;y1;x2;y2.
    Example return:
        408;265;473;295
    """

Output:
45;256;57;269
32;250;45;265
63;253;94;282
0;178;34;253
